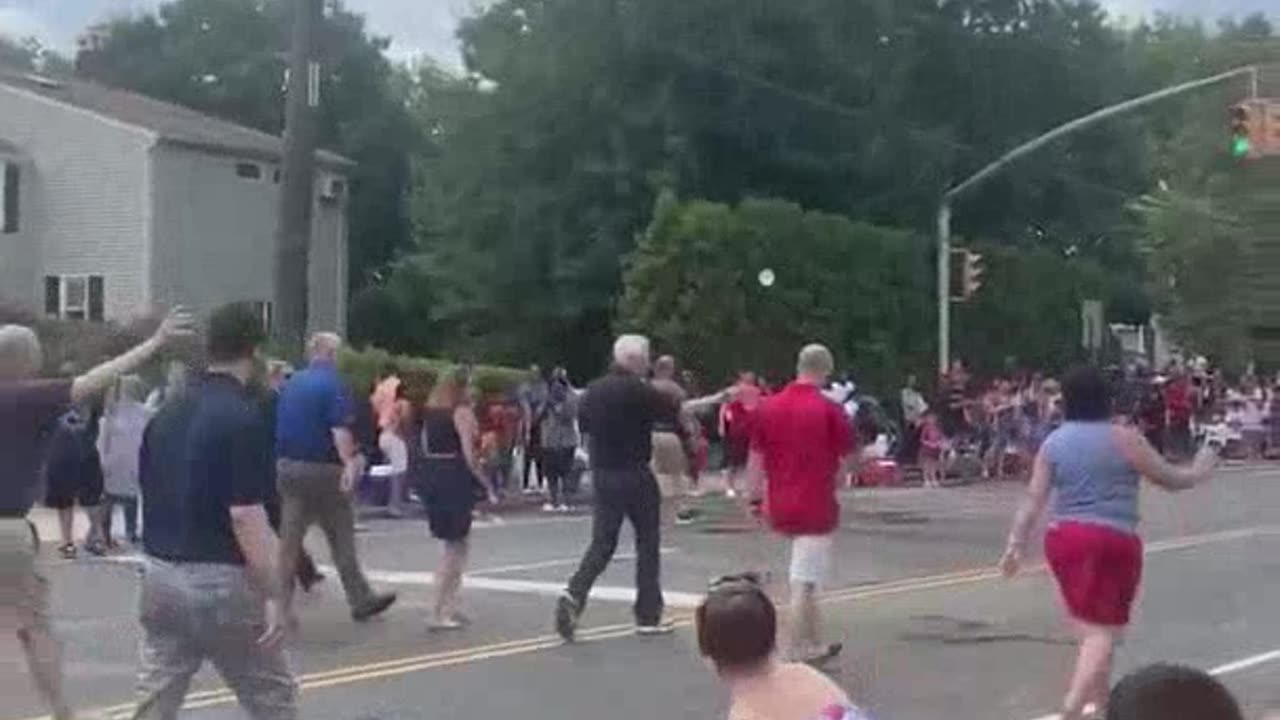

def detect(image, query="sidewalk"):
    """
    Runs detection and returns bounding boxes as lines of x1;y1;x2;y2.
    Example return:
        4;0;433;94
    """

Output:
26;506;85;546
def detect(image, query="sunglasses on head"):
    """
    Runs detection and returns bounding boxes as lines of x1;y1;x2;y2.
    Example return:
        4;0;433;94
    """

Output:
709;572;764;591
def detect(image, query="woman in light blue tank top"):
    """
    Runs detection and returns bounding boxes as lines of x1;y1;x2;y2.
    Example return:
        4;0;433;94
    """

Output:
998;367;1217;720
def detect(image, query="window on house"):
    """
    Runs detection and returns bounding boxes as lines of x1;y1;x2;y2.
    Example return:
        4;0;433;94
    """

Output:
235;162;263;180
63;276;88;320
88;276;104;322
44;276;59;317
43;274;105;321
2;163;18;233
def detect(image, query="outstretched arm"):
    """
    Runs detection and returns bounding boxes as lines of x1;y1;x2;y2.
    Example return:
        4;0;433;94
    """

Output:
1113;424;1216;491
71;309;193;404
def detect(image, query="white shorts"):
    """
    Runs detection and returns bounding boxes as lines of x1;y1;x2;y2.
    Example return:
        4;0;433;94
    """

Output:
789;534;834;587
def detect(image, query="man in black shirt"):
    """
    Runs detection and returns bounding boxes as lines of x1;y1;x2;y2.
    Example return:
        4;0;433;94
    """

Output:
555;334;684;641
133;303;297;720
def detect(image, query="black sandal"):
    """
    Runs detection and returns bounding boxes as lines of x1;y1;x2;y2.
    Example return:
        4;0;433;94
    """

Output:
58;543;77;559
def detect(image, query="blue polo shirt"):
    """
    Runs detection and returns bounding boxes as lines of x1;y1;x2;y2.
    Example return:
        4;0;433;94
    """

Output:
139;373;274;565
275;360;352;464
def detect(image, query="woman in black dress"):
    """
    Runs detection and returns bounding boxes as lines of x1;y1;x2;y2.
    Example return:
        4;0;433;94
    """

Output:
419;370;498;630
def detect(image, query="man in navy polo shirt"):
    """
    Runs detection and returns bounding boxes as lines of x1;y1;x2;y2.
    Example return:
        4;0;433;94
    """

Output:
134;303;297;720
275;332;394;621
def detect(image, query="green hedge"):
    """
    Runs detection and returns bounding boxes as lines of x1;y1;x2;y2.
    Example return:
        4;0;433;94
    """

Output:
338;346;527;403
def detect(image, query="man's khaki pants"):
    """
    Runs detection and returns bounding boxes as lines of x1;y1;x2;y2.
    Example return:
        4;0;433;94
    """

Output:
0;518;70;720
276;460;374;610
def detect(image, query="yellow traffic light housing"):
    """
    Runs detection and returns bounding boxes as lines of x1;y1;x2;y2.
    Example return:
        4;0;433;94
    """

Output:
949;248;985;301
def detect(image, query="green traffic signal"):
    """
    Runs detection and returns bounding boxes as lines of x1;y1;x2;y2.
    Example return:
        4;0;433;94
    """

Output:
1232;135;1251;158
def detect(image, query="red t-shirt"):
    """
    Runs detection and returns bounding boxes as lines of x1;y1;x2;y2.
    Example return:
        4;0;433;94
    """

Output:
1164;378;1192;423
752;382;853;536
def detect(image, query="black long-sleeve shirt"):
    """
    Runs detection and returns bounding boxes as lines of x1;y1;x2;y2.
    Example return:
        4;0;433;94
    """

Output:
579;369;685;471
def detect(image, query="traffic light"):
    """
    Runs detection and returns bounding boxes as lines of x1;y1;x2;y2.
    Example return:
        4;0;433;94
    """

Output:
963;251;984;297
1230;103;1253;158
949;248;984;301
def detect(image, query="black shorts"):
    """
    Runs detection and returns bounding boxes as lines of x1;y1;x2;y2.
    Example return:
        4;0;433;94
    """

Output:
426;505;473;542
44;472;102;509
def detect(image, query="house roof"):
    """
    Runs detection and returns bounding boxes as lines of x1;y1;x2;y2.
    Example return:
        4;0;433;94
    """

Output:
0;70;352;169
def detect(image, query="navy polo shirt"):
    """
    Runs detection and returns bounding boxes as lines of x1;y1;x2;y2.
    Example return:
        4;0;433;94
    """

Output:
275;360;352;464
140;373;273;565
138;392;197;561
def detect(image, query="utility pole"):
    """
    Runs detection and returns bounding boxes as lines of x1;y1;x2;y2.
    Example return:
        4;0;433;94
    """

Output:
274;0;323;357
936;65;1259;377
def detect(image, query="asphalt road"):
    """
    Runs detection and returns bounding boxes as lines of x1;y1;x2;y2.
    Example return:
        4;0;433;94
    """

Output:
5;465;1280;720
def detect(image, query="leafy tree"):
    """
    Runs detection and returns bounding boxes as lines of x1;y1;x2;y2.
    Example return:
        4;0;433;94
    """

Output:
74;0;418;292
406;0;1183;377
0;34;72;73
1125;16;1280;370
618;194;934;388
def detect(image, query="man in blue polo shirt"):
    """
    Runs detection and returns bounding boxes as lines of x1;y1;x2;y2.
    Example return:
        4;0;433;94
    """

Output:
275;332;395;621
134;303;297;720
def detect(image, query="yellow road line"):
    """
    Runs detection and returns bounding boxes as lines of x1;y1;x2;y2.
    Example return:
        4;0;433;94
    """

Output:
17;525;1277;720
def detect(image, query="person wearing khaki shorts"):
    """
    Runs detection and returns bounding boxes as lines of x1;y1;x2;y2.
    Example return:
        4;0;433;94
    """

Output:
650;430;688;524
0;309;194;720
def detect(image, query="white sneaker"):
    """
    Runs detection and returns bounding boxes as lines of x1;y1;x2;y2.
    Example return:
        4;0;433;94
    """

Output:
542;503;556;512
635;620;676;636
556;504;571;512
725;488;738;499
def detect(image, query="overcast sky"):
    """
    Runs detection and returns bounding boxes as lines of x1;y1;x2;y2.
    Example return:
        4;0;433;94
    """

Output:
0;0;1272;69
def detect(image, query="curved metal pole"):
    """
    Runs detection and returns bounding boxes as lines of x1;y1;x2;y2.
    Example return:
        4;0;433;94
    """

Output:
936;65;1258;377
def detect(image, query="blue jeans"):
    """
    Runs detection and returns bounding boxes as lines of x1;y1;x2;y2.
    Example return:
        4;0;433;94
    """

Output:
131;559;297;720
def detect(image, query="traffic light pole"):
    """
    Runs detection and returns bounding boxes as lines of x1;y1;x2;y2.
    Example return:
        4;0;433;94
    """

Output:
936;64;1259;378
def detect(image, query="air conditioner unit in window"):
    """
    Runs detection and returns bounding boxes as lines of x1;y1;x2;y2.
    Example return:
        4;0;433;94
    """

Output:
319;177;346;203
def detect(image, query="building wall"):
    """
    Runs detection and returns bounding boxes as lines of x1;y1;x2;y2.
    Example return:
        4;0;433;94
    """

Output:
150;145;348;334
0;82;153;320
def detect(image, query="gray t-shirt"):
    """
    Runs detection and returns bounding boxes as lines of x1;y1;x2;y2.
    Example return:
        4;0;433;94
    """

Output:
0;379;72;516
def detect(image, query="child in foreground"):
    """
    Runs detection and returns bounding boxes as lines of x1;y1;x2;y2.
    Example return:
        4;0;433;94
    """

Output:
696;573;874;720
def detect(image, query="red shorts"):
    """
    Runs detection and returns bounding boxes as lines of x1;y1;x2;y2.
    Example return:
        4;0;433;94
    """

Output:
1044;521;1143;627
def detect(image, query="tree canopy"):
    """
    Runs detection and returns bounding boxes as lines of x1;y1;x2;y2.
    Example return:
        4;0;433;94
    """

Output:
37;0;1280;384
399;0;1277;380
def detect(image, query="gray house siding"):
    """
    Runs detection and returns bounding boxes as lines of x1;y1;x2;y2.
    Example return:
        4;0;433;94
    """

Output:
149;146;276;318
150;145;347;333
0;83;153;320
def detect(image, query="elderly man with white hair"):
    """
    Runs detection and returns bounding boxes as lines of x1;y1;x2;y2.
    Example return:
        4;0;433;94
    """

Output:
274;332;396;623
0;308;191;720
553;334;692;641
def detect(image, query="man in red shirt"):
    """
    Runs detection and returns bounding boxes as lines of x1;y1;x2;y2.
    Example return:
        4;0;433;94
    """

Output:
748;344;854;664
1163;369;1193;459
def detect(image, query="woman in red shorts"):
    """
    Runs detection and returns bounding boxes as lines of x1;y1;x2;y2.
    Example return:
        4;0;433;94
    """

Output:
998;366;1218;720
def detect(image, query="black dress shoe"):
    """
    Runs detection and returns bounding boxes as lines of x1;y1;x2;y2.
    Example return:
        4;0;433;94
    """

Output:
351;592;397;622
